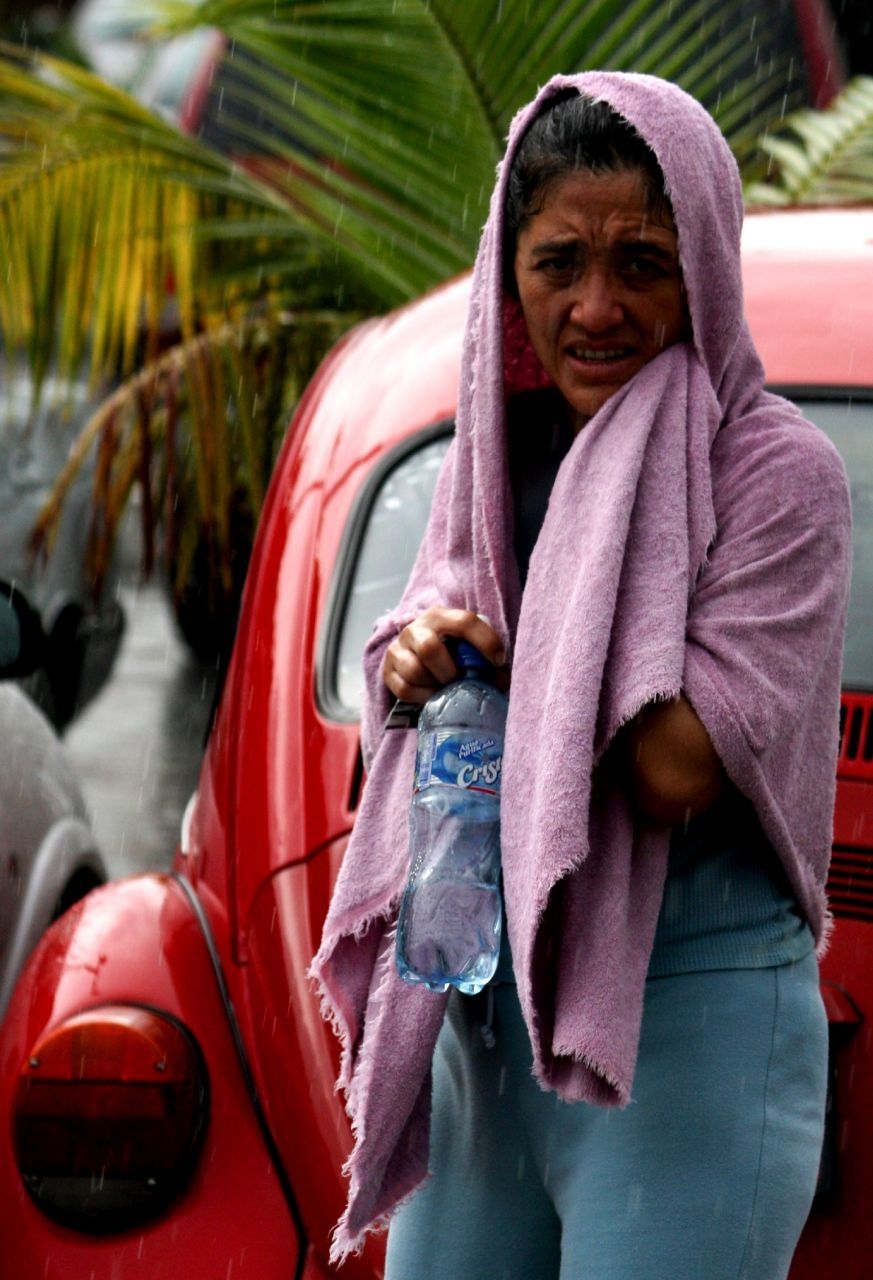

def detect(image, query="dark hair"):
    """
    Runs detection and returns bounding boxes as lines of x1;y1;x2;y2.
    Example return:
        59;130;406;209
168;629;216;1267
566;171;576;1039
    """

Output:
503;92;672;289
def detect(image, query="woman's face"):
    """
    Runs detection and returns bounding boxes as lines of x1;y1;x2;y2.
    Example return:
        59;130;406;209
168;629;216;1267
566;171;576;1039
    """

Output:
513;167;688;428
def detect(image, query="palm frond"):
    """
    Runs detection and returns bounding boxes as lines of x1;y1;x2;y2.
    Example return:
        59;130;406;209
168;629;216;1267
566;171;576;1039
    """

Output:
0;42;368;393
154;0;804;295
30;308;352;623
0;1;826;394
745;76;873;206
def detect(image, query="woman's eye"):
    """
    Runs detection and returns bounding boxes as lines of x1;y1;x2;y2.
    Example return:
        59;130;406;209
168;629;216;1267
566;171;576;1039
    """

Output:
623;254;671;280
537;255;574;276
627;257;658;274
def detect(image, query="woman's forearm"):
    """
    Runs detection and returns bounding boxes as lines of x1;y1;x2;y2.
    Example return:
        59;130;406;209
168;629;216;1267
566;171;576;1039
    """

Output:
625;694;724;826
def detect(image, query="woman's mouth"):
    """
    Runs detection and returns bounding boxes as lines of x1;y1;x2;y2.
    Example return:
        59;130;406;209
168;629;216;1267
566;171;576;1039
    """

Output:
568;346;634;363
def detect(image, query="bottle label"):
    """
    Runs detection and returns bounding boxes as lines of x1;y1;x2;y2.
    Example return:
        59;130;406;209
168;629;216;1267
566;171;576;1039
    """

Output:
415;729;504;797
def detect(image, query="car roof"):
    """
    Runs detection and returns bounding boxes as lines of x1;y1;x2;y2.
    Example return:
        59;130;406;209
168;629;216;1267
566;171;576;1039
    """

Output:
741;206;873;388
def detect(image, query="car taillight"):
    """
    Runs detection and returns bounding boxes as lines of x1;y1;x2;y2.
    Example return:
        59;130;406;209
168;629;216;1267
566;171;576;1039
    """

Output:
13;1004;208;1232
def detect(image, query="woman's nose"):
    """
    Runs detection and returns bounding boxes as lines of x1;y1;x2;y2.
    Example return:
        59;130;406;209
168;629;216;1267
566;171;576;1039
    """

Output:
568;269;623;330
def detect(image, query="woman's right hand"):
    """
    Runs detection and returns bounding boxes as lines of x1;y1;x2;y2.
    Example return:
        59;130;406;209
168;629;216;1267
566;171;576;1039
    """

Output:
382;607;507;705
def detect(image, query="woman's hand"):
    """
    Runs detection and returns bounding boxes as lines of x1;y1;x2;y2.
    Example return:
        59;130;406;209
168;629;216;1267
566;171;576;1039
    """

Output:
625;694;724;826
382;607;507;705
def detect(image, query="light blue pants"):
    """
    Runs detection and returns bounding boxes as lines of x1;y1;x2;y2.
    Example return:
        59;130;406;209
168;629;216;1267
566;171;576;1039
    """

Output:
386;954;827;1279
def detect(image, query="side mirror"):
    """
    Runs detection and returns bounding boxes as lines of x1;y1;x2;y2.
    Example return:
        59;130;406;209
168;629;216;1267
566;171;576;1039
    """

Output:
0;581;46;678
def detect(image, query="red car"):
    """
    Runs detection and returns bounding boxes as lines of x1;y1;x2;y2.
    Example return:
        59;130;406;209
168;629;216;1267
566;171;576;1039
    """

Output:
1;206;871;1278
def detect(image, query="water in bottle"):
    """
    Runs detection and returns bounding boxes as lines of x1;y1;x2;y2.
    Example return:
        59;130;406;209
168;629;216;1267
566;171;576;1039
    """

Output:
396;640;507;995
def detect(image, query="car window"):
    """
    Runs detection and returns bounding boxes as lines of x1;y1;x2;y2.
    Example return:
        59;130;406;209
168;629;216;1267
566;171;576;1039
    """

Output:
796;397;873;691
330;429;451;716
328;396;872;719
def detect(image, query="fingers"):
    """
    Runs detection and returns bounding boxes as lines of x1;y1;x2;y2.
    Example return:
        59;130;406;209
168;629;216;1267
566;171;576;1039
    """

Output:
382;607;506;704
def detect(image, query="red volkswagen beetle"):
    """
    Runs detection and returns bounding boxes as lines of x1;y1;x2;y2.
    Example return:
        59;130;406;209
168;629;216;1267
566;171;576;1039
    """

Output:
1;206;871;1278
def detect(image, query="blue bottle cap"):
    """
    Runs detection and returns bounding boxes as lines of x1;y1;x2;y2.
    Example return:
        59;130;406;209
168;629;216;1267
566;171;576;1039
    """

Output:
454;639;490;675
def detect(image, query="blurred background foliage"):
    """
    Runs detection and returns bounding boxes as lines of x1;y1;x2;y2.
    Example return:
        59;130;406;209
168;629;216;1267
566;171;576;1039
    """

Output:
0;0;871;657
0;1;81;56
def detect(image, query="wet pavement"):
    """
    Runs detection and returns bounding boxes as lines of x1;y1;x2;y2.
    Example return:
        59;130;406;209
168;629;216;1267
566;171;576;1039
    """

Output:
64;581;217;880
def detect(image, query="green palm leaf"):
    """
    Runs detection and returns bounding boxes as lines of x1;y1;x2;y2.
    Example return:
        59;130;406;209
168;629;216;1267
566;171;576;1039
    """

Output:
0;43;344;392
745;76;873;205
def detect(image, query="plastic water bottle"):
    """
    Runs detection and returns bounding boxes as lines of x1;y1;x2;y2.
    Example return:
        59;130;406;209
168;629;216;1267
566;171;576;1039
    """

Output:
396;640;507;995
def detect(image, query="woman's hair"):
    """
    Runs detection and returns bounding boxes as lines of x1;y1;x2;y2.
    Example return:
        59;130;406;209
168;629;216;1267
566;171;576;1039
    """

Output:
503;92;672;288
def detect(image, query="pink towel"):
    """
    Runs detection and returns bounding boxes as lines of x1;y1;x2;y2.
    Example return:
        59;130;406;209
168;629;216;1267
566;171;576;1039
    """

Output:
311;72;851;1261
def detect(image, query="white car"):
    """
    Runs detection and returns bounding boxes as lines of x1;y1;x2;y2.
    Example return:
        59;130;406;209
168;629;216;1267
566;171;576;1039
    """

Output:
0;581;106;1022
0;368;125;729
70;0;221;123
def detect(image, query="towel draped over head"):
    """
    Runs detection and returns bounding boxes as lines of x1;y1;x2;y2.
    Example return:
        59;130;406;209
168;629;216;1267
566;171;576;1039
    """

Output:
310;71;852;1262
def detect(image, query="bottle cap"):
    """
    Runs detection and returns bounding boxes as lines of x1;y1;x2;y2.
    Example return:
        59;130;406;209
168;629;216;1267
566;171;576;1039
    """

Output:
452;639;492;677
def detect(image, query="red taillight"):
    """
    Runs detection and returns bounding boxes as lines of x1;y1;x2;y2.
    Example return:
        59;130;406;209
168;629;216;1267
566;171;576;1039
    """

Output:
13;1005;208;1232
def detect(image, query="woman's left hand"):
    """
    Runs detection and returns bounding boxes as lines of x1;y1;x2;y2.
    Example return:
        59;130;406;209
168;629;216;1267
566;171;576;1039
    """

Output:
382;607;507;706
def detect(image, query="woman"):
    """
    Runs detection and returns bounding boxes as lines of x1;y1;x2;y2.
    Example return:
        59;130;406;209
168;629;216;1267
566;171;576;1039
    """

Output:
312;73;851;1279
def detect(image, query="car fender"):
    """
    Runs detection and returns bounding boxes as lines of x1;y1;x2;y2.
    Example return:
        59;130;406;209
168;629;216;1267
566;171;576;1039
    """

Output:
0;814;104;1020
0;872;309;1279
